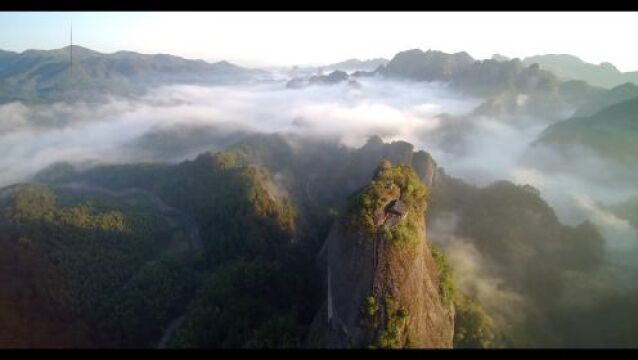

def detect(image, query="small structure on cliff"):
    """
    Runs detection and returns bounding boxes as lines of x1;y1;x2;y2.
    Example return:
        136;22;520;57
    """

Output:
386;199;407;217
376;199;408;228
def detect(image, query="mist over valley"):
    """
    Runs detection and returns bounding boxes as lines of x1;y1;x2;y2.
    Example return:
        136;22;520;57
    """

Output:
1;19;638;348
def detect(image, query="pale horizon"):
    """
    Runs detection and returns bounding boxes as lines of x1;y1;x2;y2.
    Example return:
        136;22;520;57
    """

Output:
1;12;638;71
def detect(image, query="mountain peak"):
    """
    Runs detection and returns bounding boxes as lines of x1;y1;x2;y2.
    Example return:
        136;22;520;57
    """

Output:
384;48;475;81
21;45;102;60
60;45;99;53
491;53;511;62
599;62;619;72
215;60;233;66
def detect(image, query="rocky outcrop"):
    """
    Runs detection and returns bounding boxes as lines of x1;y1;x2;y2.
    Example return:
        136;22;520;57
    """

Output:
286;70;352;89
382;49;557;97
351;136;438;189
307;163;454;348
380;48;610;118
309;70;349;85
412;151;438;188
381;49;474;82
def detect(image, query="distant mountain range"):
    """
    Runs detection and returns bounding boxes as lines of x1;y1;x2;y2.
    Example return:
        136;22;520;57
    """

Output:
287;58;389;79
573;82;638;117
4;44;638;119
0;45;265;103
491;53;638;89
376;49;607;118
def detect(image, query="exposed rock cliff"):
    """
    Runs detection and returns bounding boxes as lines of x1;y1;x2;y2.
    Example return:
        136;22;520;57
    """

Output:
308;162;454;348
349;136;438;191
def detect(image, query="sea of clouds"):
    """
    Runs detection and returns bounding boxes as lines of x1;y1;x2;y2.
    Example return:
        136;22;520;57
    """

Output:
2;76;637;292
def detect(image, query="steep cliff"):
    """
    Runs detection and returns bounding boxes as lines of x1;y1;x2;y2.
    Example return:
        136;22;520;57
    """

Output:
308;162;454;348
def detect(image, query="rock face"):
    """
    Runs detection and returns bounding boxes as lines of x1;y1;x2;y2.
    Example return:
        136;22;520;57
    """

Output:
412;151;438;188
382;49;474;82
308;163;454;348
309;70;349;85
353;136;438;189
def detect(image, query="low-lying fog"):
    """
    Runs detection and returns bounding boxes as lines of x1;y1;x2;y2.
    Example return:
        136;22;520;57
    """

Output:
0;78;480;186
2;76;637;287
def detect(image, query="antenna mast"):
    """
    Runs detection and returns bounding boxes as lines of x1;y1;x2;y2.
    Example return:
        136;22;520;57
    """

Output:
70;24;73;73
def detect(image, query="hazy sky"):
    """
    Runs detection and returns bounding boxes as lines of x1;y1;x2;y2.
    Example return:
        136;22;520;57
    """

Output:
1;12;638;71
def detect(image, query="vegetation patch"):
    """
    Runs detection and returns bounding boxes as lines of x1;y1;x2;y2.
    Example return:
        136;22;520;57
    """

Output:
453;294;501;348
429;243;455;306
359;293;411;349
0;184;188;344
348;160;428;245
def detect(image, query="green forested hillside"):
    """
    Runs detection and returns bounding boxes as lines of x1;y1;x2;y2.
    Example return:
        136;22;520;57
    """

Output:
535;96;638;164
426;173;638;347
0;184;197;347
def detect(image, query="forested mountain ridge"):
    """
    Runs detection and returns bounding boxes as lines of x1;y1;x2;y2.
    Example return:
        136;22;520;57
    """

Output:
377;48;607;118
427;172;623;347
0;183;201;347
518;54;638;89
533;96;638;165
0;45;264;103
